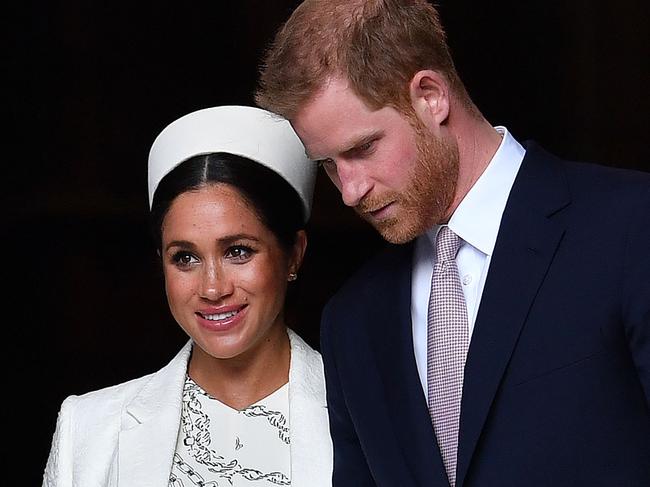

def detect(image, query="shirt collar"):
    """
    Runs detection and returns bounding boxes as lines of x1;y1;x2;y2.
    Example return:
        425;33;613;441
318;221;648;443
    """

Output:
426;126;526;256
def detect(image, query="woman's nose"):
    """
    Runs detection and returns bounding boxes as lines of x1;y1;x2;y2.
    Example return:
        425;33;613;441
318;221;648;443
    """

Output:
198;263;233;301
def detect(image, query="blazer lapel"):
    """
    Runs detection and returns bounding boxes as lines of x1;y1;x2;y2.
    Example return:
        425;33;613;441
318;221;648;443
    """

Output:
118;341;192;487
287;329;333;486
370;244;449;486
456;143;571;486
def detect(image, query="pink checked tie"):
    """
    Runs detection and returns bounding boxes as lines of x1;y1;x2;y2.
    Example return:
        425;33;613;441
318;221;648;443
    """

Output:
427;226;469;486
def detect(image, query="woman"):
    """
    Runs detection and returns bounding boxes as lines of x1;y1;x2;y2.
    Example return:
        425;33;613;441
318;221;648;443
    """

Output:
43;105;332;486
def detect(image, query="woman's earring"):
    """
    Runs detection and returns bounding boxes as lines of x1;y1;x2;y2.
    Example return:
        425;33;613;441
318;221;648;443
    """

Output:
288;272;298;282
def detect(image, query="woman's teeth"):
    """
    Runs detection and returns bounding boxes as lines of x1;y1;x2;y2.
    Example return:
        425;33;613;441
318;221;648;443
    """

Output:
203;310;238;321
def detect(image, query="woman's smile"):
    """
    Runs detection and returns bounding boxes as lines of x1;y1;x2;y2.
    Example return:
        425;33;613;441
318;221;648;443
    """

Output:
195;304;249;332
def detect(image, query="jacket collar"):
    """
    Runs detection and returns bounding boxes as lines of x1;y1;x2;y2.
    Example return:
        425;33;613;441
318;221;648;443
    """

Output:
117;330;332;486
118;341;191;487
288;328;333;486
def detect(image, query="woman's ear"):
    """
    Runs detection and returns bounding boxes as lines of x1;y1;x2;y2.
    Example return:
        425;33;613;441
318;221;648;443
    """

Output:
409;69;451;130
288;230;308;276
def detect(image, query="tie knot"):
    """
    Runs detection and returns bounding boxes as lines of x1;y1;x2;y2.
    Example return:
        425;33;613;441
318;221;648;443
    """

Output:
434;226;462;263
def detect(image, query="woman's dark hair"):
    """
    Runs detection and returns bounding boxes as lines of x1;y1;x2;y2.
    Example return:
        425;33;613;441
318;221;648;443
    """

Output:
150;152;305;253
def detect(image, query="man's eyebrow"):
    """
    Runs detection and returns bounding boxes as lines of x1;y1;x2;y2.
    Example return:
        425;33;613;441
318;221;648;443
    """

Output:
341;131;383;155
306;130;383;161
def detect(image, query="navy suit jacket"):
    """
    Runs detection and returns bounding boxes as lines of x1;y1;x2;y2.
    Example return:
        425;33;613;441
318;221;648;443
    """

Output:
320;142;650;486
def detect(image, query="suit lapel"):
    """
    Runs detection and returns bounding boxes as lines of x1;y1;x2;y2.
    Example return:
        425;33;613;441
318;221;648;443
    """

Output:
370;244;450;486
118;341;191;487
456;144;570;486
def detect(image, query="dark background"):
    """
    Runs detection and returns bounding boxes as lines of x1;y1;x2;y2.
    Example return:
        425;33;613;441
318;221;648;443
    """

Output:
6;1;648;483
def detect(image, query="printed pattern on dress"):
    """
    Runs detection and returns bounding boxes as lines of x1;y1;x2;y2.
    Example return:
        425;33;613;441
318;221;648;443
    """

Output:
169;376;291;487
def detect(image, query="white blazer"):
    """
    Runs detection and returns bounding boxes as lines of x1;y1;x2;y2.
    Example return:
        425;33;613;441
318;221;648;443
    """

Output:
43;329;332;486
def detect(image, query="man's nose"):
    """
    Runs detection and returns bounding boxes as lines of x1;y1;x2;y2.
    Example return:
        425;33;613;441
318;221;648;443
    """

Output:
334;161;371;207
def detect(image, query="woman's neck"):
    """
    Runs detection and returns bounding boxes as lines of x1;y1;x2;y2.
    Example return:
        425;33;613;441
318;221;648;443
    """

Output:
188;325;291;410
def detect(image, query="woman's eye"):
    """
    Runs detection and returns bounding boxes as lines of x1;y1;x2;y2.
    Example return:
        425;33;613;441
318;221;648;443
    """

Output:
171;252;198;268
225;245;254;261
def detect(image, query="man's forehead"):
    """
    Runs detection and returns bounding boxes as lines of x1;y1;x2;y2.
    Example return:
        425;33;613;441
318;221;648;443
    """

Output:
291;82;387;159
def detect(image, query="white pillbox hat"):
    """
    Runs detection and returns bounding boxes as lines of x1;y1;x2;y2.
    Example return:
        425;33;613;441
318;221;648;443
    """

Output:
147;105;316;220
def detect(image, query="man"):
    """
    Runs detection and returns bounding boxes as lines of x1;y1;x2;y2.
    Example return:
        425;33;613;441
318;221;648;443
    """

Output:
255;1;650;486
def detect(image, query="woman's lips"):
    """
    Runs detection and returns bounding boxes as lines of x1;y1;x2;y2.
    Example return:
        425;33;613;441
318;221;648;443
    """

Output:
195;304;248;332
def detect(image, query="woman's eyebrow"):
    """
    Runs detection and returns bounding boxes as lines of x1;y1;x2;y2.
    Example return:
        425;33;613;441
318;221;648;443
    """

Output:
164;234;261;253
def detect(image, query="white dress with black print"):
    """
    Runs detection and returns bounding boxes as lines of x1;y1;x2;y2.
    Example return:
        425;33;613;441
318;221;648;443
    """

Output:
169;375;291;487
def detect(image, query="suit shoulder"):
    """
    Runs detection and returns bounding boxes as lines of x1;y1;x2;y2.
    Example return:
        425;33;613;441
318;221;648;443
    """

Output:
564;158;650;191
323;242;412;316
57;340;192;421
527;142;650;192
563;160;650;218
59;374;154;425
524;142;650;210
45;373;156;478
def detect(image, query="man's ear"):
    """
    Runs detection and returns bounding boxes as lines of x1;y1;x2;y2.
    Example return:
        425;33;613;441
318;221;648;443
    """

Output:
409;70;450;130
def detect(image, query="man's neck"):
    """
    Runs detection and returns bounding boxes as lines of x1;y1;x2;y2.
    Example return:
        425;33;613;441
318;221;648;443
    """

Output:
448;113;503;216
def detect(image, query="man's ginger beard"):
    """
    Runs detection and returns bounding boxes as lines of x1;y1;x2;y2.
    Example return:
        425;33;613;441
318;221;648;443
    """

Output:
356;119;459;244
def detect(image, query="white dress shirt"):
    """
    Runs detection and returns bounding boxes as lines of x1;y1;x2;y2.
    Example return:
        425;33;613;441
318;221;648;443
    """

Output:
411;126;526;395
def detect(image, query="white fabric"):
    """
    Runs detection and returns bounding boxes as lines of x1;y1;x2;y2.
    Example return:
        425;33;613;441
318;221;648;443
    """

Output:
43;328;332;487
412;126;526;394
170;378;291;486
147;105;317;220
